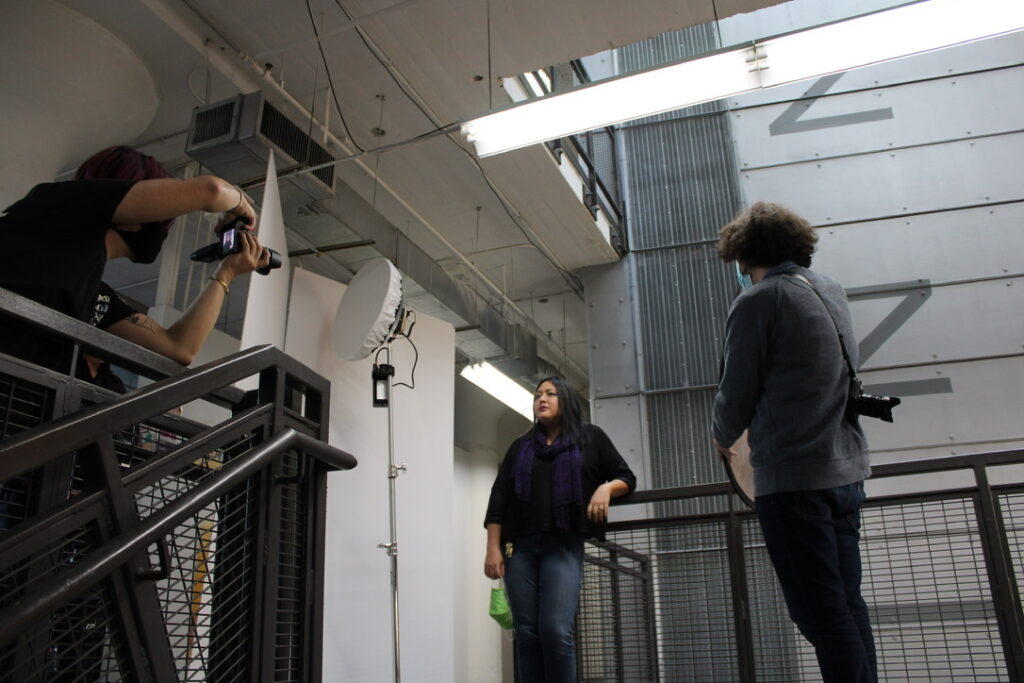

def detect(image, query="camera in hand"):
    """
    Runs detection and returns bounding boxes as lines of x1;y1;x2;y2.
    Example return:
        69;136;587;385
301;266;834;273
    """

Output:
847;376;901;423
189;218;282;275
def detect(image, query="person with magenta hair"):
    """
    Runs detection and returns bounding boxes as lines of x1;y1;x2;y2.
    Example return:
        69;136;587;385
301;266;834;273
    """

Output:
0;145;270;376
484;376;636;682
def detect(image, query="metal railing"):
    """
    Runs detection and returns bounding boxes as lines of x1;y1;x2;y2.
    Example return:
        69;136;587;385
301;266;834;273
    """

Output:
0;287;355;683
579;450;1024;682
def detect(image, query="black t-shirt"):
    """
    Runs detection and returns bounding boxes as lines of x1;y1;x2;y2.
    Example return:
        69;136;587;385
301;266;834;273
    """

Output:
84;282;137;393
90;282;137;329
483;424;637;542
0;180;136;371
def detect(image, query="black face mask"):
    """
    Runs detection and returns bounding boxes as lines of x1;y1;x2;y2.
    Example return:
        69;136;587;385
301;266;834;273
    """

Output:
115;223;168;264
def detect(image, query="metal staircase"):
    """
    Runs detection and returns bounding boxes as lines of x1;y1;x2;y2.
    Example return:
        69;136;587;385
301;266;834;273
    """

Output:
0;288;355;683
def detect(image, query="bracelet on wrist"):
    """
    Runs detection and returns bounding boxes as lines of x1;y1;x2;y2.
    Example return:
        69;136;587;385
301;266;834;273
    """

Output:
210;276;230;294
231;186;243;212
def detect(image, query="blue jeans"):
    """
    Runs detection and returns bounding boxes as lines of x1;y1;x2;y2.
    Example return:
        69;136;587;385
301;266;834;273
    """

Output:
503;532;584;683
756;482;877;683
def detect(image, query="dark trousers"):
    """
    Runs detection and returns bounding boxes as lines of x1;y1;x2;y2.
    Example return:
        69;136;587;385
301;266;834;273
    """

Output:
503;532;584;683
756;482;878;683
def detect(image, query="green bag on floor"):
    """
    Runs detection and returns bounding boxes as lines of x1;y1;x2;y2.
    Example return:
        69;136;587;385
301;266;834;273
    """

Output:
489;584;514;630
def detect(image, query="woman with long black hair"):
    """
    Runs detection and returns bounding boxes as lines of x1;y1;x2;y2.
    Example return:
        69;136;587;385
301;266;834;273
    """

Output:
483;376;636;682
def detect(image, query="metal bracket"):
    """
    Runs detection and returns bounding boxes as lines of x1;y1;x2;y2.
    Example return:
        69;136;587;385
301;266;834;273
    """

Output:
744;43;769;72
377;542;397;557
136;538;170;582
388;462;408;479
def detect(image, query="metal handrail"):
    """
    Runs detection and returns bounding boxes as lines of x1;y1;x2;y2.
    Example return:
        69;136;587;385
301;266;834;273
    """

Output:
0;286;245;406
611;447;1024;508
584;447;1024;682
0;343;320;482
0;427;355;645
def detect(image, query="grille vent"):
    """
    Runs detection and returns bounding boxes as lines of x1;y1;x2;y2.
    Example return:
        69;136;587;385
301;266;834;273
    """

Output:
260;102;335;188
191;100;237;146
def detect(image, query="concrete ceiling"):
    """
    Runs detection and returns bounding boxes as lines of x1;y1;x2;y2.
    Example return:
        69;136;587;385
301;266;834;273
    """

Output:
45;0;785;388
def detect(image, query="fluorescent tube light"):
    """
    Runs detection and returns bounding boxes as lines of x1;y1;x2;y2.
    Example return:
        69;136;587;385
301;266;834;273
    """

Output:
460;362;534;420
760;0;1024;87
462;0;1024;157
464;49;758;157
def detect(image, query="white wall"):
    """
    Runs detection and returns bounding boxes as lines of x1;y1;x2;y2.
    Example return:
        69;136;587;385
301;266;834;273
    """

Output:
283;267;455;682
0;0;157;205
452;379;528;683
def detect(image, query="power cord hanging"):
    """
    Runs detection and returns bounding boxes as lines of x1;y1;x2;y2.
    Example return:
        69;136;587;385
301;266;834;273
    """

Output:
392;311;418;391
305;0;367;152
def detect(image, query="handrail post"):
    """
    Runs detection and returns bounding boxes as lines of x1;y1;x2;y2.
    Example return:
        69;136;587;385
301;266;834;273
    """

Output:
726;500;756;682
974;465;1024;681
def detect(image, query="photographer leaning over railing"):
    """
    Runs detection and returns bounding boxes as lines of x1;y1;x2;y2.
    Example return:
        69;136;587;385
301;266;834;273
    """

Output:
0;145;270;381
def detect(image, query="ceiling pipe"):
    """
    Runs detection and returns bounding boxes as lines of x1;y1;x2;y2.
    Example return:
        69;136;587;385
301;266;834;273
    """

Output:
137;0;590;386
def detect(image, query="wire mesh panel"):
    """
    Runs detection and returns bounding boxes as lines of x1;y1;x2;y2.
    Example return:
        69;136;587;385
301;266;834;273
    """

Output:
0;583;135;683
862;497;1007;682
0;373;54;534
133;432;262;683
999;489;1024;625
578;537;658;682
580;523;739;682
274;451;309;683
0;521;135;683
578;482;1024;683
741;518;805;682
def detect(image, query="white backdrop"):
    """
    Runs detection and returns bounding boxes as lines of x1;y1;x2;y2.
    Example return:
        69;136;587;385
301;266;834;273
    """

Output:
284;267;456;682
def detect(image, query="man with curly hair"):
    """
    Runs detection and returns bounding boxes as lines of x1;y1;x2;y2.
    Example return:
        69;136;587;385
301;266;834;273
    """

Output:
712;201;876;682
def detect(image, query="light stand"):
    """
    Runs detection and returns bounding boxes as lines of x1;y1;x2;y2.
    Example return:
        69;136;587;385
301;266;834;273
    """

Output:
332;257;408;683
373;330;408;683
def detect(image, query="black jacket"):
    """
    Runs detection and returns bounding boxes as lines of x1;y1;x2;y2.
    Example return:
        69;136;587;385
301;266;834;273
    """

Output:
484;424;636;542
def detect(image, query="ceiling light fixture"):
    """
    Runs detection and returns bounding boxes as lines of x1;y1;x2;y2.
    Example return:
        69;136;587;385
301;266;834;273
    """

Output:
460;361;534;420
462;0;1024;157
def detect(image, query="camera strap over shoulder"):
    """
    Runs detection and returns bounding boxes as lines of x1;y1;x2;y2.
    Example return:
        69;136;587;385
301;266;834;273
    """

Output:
785;274;858;383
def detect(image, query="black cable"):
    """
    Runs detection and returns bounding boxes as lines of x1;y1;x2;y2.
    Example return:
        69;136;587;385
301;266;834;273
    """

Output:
331;0;436;129
392;323;418;390
332;0;584;296
305;0;366;153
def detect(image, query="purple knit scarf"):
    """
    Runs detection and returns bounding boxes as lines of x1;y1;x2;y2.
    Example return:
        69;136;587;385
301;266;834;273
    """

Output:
512;430;584;529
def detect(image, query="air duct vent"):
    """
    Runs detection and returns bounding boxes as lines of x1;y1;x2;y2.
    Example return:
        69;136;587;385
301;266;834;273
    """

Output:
259;101;335;189
185;92;335;200
191;99;238;146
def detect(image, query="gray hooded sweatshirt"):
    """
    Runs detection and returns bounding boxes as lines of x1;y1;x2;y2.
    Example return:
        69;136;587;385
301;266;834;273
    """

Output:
713;262;870;497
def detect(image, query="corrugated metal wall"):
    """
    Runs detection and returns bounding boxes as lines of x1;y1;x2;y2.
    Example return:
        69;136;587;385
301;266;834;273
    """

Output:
584;23;752;682
611;23;743;492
